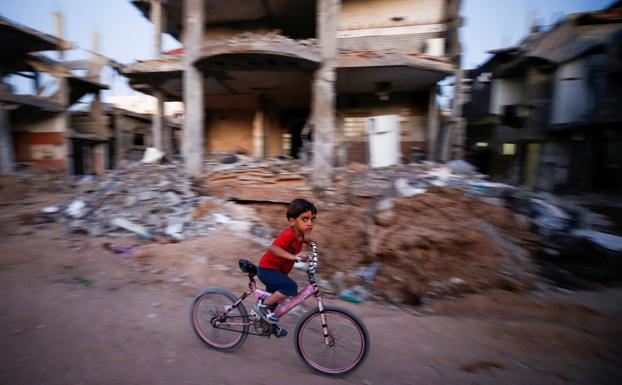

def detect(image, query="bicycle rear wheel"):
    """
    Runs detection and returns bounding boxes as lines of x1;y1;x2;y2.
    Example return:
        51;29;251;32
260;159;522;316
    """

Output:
294;305;370;375
190;288;249;352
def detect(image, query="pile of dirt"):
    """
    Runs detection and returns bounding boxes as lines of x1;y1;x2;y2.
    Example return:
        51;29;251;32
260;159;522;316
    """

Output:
249;186;536;305
364;188;536;304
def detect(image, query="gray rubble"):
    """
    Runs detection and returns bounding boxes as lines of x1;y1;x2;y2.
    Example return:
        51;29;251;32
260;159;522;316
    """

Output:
53;162;223;239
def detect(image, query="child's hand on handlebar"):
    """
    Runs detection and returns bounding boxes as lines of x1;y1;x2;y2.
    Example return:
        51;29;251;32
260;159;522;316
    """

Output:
295;251;310;262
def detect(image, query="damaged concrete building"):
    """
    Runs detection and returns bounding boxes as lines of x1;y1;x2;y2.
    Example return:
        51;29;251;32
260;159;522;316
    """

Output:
0;15;108;174
123;0;462;185
0;15;179;176
463;1;622;193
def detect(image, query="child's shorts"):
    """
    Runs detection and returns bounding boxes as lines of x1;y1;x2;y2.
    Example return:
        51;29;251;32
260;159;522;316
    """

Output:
257;267;298;297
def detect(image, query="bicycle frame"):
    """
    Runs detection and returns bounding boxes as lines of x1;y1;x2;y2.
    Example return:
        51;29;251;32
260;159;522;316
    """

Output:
217;243;332;345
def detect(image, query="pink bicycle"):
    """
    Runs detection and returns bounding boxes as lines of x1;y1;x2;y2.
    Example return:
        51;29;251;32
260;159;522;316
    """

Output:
190;242;370;376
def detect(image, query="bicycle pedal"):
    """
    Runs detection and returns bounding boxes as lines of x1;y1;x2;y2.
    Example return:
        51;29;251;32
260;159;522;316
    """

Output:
250;309;260;320
273;326;288;338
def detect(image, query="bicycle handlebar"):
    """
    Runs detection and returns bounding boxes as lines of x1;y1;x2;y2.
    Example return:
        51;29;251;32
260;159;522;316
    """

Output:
308;242;318;275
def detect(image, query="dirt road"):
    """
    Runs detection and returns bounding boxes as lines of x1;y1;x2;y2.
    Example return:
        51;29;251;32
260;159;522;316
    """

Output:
1;193;621;385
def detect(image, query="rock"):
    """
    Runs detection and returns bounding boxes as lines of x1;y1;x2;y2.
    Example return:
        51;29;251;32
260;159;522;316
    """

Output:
110;218;151;239
394;178;426;197
164;223;184;240
165;191;181;205
221;154;239;164
66;200;87;218
41;206;60;214
372;198;395;226
69;220;89;234
138;191;155;201
124;195;138;207
212;213;232;224
87;223;105;237
141;147;165;163
449;277;465;285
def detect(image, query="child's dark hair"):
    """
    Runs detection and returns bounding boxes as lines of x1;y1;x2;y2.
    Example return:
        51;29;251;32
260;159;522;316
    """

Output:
287;198;317;220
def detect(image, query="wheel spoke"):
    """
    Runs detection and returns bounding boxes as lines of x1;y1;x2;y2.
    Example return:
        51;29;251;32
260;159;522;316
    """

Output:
190;289;249;352
295;307;369;375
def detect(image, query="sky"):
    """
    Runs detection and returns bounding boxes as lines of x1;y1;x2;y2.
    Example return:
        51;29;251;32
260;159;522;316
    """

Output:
0;0;615;99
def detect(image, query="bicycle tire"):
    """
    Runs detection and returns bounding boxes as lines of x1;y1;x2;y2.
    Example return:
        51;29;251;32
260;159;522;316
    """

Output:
190;288;249;352
294;305;370;376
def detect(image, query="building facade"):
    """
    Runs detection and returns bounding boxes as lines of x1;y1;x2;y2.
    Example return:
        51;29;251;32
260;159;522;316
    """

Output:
123;0;462;185
463;2;622;193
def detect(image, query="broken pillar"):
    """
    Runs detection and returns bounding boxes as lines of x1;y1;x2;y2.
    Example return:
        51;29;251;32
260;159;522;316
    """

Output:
440;69;464;162
427;86;439;161
152;90;164;150
252;107;265;158
112;109;123;167
182;0;205;177
58;75;71;173
150;0;163;58
311;0;340;189
0;102;14;174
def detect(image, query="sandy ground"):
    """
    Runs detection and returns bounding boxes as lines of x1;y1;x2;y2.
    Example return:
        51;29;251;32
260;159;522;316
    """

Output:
1;192;622;385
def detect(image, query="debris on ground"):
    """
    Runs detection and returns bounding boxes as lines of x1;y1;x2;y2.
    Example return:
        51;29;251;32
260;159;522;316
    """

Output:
9;153;621;303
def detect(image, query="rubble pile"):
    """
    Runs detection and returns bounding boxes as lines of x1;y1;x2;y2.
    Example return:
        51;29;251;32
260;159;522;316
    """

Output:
200;156;316;203
204;32;319;50
55;162;215;239
364;187;536;304
33;151;620;302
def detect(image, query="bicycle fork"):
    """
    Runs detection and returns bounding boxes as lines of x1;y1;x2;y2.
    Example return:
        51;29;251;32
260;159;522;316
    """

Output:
316;293;335;347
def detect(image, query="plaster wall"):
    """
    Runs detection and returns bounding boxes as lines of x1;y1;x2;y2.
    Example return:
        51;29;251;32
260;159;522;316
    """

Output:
490;78;525;115
552;58;588;124
205;108;284;157
339;0;445;30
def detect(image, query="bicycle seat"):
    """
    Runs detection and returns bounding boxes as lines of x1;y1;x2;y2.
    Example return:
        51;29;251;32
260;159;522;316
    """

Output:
238;259;257;276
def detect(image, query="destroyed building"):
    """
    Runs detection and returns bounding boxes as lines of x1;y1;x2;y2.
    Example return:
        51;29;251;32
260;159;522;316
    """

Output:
463;1;622;193
70;103;181;174
123;0;463;185
0;15;179;176
0;15;107;174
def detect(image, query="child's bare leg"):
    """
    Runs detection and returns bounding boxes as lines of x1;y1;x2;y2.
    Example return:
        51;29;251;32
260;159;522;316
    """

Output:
264;291;286;306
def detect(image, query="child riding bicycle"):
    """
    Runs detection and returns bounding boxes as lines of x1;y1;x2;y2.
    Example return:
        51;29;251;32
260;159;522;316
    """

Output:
253;198;317;331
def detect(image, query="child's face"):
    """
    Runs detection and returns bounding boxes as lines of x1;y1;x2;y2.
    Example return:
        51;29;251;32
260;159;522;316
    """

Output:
289;210;316;235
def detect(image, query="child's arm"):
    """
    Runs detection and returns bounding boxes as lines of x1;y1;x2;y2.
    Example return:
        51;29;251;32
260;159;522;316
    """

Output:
268;244;309;261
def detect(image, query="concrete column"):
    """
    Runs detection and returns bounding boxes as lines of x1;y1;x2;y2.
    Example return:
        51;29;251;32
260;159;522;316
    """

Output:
450;69;465;160
113;110;123;167
182;0;205;176
311;0;340;189
0;102;14;174
162;122;171;153
150;0;163;58
252;108;265;158
426;86;439;161
57;76;71;173
152;90;164;150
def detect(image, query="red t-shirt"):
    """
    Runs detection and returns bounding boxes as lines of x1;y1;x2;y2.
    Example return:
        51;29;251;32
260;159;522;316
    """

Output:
259;227;303;274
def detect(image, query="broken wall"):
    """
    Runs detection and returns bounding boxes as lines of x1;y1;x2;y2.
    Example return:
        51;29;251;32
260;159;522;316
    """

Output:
338;0;447;54
12;112;67;168
206;109;254;153
205;108;284;157
338;91;430;164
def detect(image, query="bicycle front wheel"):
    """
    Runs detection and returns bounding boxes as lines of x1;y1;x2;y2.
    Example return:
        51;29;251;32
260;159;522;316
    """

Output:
190;288;249;352
294;305;370;376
